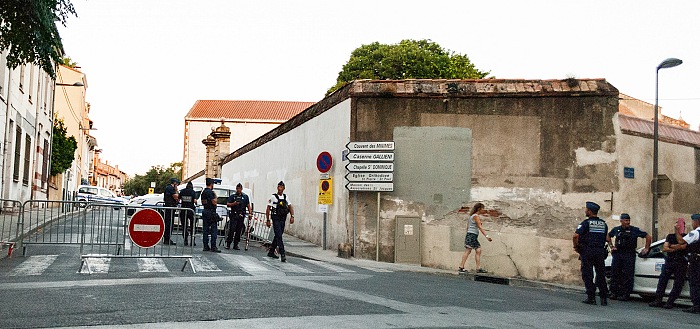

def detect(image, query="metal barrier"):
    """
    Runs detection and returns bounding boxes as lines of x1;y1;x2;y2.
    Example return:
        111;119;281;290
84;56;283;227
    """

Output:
80;203;196;274
249;211;273;244
0;199;23;257
20;200;88;255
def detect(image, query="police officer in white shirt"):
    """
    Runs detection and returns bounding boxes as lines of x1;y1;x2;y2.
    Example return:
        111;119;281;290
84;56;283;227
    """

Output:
676;213;700;314
266;181;295;262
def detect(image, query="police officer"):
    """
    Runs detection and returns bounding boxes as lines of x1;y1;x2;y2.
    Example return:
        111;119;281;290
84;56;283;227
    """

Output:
225;183;252;250
179;181;197;246
608;213;651;301
649;218;688;309
200;178;221;253
266;181;295;262
573;201;610;306
675;213;700;314
162;178;180;245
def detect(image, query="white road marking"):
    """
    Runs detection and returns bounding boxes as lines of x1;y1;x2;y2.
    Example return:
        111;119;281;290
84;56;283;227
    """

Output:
191;255;221;272
301;259;355;273
219;254;276;275
79;257;111;274
8;255;59;276
357;266;392;273
137;258;169;273
261;257;312;273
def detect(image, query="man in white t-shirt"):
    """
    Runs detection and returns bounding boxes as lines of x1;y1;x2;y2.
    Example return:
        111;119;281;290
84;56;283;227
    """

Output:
265;181;295;262
676;214;700;314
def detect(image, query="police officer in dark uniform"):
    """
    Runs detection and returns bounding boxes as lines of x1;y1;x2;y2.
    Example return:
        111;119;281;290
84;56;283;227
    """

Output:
649;218;688;309
179;181;197;246
162;178;180;245
676;213;700;314
266;181;294;262
225;183;252;250
200;178;221;253
608;213;651;301
573;202;610;306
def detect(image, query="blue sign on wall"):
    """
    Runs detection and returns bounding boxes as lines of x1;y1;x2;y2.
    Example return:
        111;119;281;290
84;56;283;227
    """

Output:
623;167;634;179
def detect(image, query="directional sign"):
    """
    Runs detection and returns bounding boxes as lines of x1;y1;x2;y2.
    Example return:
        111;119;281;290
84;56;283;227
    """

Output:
346;182;394;192
318;177;333;205
347;141;395;151
347;152;394;162
317;152;333;173
346;162;394;172
346;172;394;182
128;208;165;248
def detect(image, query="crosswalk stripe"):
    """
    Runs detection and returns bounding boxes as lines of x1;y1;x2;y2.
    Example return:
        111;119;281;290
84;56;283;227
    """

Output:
137;258;169;273
79;257;111;274
261;257;313;273
301;259;355;273
191;255;221;272
9;255;59;276
219;254;276;275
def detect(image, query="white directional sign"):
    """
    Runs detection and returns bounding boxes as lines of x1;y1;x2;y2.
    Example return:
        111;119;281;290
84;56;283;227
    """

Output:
346;172;394;182
346;142;395;151
346;162;394;172
346;182;394;192
346;152;394;162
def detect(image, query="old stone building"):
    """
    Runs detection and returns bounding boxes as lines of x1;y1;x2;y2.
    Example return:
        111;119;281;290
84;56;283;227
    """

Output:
186;79;700;284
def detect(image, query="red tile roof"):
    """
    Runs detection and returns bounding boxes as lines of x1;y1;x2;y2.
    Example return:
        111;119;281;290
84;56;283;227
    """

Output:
185;100;315;121
619;114;700;147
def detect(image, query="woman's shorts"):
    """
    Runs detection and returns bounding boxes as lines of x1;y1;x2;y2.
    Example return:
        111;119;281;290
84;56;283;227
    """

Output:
464;233;481;249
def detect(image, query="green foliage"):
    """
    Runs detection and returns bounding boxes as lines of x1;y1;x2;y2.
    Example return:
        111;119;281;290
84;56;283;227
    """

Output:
60;56;78;68
328;39;490;95
123;162;183;196
50;119;77;176
0;0;77;78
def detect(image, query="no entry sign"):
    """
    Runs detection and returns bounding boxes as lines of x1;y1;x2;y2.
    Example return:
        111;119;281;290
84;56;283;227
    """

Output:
128;208;165;248
317;151;333;173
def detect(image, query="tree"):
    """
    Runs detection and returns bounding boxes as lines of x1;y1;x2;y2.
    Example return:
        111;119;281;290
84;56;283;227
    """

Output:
50;119;77;176
0;0;77;78
327;39;490;95
123;163;183;196
60;56;78;68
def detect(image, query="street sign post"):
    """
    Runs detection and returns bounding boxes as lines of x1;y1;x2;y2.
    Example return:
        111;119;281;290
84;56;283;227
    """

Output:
346;152;394;162
346;172;393;182
128;209;165;249
345;182;394;192
318;177;333;205
346;142;395;151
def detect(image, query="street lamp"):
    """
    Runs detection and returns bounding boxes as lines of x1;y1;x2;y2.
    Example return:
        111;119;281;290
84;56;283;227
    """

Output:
652;57;682;241
56;82;84;87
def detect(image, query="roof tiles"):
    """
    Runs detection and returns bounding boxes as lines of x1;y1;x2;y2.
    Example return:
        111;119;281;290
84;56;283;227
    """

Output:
185;100;315;121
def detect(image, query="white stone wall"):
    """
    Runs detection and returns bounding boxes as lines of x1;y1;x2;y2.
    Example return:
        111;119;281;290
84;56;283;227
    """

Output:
183;120;283;179
220;100;351;246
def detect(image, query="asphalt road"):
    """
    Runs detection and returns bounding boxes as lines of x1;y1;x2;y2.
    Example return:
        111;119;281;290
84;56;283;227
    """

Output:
1;209;699;328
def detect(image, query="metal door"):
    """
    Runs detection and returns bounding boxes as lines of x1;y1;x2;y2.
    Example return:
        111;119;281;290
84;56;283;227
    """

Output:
395;216;421;264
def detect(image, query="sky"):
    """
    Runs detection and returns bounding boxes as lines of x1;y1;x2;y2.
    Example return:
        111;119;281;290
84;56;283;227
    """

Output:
57;0;700;176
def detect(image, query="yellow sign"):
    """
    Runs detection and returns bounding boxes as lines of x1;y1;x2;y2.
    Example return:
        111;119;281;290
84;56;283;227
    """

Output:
318;177;333;205
148;188;154;194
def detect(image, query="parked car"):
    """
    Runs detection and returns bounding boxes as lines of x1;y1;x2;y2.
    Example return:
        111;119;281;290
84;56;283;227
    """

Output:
77;185;128;206
604;239;690;300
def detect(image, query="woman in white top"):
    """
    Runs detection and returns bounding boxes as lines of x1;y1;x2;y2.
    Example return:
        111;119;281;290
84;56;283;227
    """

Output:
458;202;492;273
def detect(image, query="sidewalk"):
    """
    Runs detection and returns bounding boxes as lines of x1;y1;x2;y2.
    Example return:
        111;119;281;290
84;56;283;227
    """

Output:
282;233;585;294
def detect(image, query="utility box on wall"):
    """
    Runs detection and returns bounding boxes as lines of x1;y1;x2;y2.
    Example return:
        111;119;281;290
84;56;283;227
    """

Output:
395;216;421;264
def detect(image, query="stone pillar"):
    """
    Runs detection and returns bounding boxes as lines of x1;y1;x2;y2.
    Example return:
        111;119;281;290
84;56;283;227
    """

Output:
210;121;231;177
202;135;217;178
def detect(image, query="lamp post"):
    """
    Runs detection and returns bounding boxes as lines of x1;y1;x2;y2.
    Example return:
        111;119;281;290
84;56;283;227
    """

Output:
652;57;682;242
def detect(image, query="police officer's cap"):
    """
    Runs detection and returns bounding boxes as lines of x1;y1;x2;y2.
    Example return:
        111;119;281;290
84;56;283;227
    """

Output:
170;178;180;184
586;201;600;213
691;214;700;221
620;213;631;220
205;177;215;186
278;181;285;187
236;183;243;188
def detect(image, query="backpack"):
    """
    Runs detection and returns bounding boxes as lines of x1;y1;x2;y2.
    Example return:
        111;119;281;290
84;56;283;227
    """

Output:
273;194;290;217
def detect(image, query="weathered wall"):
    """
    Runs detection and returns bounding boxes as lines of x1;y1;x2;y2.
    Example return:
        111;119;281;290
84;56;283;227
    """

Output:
219;99;352;247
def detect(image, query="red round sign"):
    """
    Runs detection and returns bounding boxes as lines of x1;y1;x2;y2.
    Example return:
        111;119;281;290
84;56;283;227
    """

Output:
128;208;165;248
317;152;333;173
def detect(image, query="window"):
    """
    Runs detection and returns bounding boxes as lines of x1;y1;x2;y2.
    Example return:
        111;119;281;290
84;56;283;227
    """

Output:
42;139;49;188
13;127;22;181
100;189;115;198
23;133;31;185
28;65;35;103
18;65;25;91
0;51;6;98
79;187;97;195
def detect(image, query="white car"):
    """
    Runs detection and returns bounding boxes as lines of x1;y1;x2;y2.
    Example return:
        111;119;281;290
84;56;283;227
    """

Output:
604;239;690;300
77;185;128;205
